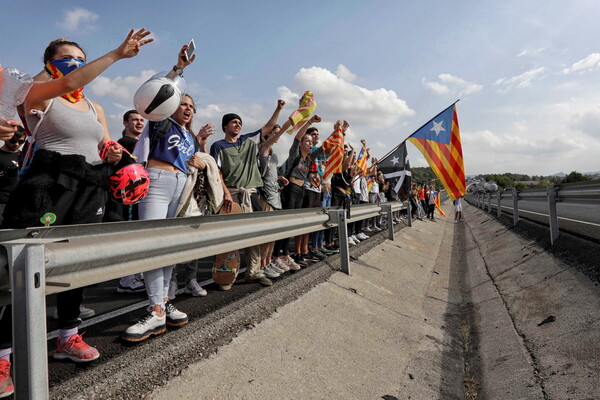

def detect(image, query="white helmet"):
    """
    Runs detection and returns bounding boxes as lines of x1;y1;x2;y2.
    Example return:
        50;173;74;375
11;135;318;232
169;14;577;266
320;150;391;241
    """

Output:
133;72;187;122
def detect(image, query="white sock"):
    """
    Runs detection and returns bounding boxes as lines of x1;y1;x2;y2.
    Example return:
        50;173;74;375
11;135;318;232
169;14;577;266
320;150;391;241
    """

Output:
0;348;11;362
58;327;78;344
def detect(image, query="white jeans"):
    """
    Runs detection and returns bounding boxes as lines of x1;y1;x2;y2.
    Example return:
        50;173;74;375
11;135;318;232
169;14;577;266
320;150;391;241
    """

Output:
139;168;187;308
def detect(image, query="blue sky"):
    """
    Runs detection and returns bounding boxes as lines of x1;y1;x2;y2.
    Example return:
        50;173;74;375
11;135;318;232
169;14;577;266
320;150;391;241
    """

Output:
3;0;600;175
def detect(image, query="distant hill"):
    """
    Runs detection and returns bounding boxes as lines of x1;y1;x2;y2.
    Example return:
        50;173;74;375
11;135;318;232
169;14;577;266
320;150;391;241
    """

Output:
552;172;567;177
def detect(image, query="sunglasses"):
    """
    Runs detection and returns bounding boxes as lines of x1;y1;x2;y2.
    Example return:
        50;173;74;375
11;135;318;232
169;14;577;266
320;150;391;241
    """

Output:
9;138;25;144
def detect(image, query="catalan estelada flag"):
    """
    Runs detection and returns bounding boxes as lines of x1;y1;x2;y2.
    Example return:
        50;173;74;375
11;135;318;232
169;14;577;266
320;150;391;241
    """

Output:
322;130;344;180
407;102;466;201
356;145;368;176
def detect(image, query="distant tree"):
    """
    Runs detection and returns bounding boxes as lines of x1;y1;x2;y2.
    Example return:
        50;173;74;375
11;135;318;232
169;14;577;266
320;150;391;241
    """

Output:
562;171;591;183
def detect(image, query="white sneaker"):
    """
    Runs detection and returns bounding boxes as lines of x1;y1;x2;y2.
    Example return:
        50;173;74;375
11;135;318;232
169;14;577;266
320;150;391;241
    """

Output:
184;279;207;297
263;265;280;279
165;301;188;327
284;257;301;271
268;262;285;274
350;235;360;242
373;226;383;231
274;257;290;272
363;227;373;233
168;278;178;300
122;311;166;342
348;237;357;246
357;233;369;240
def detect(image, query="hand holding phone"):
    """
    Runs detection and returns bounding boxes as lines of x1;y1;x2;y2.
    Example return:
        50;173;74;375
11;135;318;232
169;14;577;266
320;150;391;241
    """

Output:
185;38;196;61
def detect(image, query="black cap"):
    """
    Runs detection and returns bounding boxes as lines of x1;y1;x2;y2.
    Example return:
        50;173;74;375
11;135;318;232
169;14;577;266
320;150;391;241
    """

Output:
222;113;242;130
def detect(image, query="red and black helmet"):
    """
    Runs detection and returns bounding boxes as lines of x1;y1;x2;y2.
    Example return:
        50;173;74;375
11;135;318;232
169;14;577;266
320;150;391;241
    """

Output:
108;163;150;205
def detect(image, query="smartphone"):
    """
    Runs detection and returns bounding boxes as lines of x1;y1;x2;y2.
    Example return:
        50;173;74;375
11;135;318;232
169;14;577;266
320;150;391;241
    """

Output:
185;39;196;61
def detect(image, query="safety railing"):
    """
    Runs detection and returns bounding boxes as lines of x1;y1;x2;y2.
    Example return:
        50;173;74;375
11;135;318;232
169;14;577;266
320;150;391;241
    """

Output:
0;201;405;399
464;181;600;245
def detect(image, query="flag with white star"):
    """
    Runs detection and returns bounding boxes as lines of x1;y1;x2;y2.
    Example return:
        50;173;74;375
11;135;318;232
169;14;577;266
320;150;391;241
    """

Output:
407;102;466;201
377;142;411;199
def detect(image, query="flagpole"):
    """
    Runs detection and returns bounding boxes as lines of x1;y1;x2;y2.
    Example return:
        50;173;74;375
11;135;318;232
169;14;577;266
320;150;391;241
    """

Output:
401;99;460;143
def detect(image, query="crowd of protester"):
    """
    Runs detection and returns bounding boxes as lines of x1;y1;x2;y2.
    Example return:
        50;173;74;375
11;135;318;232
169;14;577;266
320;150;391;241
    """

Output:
0;30;447;397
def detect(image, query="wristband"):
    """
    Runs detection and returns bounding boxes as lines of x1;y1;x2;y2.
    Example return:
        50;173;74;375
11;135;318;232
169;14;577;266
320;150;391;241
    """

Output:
172;65;184;77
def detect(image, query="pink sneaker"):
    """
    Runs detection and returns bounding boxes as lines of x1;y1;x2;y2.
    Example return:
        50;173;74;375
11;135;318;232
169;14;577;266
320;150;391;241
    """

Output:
53;333;99;363
0;359;13;398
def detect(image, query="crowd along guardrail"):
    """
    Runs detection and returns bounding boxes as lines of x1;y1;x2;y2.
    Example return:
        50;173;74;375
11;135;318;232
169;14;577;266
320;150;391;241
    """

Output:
464;181;600;245
0;201;405;400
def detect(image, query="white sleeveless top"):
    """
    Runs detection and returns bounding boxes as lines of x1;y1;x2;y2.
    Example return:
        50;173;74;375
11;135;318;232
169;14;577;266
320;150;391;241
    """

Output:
26;98;104;164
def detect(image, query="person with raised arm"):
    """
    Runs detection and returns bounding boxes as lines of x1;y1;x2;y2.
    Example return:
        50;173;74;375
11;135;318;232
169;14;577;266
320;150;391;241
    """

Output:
124;43;215;342
210;100;286;288
0;29;153;397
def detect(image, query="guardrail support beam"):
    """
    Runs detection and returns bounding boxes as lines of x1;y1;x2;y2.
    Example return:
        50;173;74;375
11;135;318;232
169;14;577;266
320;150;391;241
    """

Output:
328;209;350;275
6;242;49;400
512;189;519;226
496;192;502;218
487;193;492;213
406;200;412;227
381;204;395;241
547;185;560;245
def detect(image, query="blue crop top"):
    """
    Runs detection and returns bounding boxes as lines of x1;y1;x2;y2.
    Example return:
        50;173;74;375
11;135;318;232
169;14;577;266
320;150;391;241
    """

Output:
148;119;195;173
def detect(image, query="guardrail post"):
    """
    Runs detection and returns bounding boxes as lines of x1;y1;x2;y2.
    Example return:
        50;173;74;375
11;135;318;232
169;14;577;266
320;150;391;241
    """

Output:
496;192;502;218
406;200;412;227
5;242;49;400
381;204;394;241
487;193;492;212
512;188;519;226
547;185;560;245
328;209;350;275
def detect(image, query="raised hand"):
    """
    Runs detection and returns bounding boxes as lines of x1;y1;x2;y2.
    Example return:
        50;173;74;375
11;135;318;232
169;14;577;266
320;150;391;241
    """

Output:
277;99;285;110
310;114;322;124
342;120;350;132
177;44;196;69
197;123;215;140
334;120;343;131
114;28;153;59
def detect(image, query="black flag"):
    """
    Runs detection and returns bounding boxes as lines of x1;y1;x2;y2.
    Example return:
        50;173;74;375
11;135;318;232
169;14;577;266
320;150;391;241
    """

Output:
377;142;411;200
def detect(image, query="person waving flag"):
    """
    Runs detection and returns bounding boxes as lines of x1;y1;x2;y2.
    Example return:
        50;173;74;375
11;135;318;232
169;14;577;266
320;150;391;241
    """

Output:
407;102;466;201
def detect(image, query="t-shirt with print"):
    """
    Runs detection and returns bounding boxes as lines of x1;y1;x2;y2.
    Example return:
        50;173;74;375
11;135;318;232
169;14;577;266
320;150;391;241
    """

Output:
210;129;263;189
304;145;327;194
148;119;195;173
285;138;324;183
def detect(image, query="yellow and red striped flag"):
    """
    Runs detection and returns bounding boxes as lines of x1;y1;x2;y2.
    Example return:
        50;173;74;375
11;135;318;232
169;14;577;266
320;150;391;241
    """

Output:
287;90;316;134
407;103;466;201
322;130;345;180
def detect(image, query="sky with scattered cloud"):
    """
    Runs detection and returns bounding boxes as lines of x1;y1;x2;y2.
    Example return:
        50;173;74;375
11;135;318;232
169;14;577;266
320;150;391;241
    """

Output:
2;0;600;175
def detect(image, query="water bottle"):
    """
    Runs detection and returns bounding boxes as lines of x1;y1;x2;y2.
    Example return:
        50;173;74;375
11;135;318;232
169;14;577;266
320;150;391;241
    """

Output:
0;66;33;121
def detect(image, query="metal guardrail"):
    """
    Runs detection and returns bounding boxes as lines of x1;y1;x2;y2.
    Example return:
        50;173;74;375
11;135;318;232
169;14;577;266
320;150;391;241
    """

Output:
0;201;404;399
464;181;600;244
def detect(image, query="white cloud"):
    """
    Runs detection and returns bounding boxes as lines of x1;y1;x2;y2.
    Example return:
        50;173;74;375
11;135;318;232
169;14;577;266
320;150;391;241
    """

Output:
516;47;547;58
89;69;157;102
493;67;545;92
58;7;99;33
561;53;600;74
335;64;357;82
422;73;482;97
421;78;449;95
